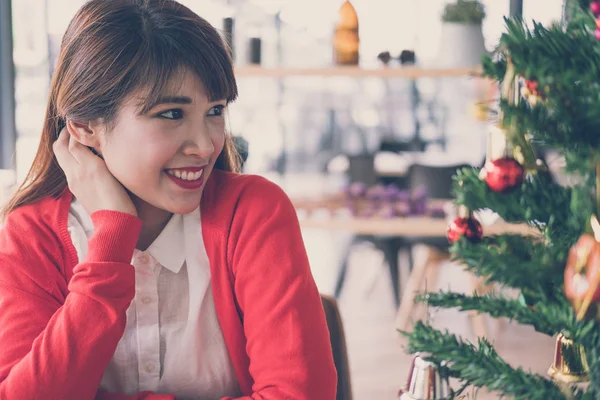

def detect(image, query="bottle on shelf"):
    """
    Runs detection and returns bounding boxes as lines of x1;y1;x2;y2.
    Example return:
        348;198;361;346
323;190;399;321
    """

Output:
222;17;235;61
333;0;359;66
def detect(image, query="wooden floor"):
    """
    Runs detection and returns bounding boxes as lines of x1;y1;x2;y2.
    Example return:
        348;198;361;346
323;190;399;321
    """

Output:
302;229;557;400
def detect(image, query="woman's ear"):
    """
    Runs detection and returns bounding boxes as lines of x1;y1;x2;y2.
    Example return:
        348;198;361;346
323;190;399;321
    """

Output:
66;119;102;148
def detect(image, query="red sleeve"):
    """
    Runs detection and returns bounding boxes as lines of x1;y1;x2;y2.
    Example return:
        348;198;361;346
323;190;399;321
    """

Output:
223;178;337;400
0;210;174;399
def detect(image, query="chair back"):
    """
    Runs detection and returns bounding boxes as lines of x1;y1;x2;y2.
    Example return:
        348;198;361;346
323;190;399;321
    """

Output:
321;294;353;400
347;153;377;186
407;163;471;199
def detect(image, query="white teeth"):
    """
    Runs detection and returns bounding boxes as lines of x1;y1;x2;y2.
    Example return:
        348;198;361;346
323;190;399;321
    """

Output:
167;169;204;181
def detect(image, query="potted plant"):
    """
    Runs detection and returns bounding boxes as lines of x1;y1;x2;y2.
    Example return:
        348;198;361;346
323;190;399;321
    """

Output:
437;0;488;68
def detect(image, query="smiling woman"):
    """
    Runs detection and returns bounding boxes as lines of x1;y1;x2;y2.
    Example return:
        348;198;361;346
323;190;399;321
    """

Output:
0;1;337;399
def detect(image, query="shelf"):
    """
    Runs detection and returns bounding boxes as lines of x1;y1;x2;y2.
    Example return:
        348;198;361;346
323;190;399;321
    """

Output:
234;65;482;78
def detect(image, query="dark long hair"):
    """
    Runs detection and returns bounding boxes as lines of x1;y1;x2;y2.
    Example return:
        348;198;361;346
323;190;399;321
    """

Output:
2;0;239;218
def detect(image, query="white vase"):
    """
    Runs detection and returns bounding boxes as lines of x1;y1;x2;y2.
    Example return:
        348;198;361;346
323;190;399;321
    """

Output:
436;22;489;68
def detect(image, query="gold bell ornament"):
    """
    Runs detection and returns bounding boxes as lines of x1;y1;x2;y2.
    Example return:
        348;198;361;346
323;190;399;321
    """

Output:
398;353;453;400
547;332;589;383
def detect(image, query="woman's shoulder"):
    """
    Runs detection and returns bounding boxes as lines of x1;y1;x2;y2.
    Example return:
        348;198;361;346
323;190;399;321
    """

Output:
2;191;69;235
0;191;71;293
0;191;70;262
202;170;296;228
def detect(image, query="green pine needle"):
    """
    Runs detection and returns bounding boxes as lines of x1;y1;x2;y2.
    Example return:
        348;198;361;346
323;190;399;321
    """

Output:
402;322;578;400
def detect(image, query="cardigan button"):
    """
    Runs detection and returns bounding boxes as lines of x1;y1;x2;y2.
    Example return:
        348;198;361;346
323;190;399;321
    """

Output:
145;363;155;373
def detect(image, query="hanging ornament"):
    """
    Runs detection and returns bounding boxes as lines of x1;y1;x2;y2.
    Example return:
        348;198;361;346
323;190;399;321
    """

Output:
398;353;453;400
469;101;489;121
447;206;483;244
591;1;600;40
479;57;536;191
564;215;600;320
483;157;525;193
469;77;496;122
520;78;546;107
547;332;589;383
479;124;526;192
591;1;600;16
564;233;600;303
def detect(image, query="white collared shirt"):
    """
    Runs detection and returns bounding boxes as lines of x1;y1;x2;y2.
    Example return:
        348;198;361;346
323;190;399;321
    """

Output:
67;200;240;399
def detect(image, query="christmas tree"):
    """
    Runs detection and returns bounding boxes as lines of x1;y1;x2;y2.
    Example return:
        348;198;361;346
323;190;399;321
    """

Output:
402;0;600;398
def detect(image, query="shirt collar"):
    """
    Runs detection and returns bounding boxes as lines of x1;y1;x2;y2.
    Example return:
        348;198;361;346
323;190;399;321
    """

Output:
146;211;186;274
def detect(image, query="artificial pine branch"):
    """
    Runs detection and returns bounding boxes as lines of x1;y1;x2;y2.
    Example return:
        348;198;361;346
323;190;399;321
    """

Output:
451;235;563;301
483;19;600;157
413;291;597;341
453;168;592;254
501;19;600;80
402;322;578;400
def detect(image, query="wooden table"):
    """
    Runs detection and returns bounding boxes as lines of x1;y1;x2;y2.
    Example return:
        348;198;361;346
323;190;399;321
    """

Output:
293;195;537;238
294;198;539;338
297;215;536;237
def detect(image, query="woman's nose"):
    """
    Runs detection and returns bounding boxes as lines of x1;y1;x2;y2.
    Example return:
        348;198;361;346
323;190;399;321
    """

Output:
182;129;215;159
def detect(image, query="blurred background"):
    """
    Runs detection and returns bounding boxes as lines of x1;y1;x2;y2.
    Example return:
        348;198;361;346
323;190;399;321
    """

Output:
0;0;570;399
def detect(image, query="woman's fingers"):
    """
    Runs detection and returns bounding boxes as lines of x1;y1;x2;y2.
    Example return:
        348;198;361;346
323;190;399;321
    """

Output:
53;128;78;173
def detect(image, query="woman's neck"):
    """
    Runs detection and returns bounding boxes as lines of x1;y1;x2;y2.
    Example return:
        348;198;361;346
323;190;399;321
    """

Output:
133;197;173;251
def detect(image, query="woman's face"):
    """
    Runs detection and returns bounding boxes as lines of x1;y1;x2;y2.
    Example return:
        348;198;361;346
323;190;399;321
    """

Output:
96;69;227;215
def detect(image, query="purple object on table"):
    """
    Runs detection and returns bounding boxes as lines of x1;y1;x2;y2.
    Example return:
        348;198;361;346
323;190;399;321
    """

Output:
383;184;402;201
396;190;411;202
376;204;397;219
409;186;428;215
365;184;386;201
347;182;367;198
394;202;410;217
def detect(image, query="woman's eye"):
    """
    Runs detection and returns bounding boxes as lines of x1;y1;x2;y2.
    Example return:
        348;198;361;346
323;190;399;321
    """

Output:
207;105;226;116
158;109;184;120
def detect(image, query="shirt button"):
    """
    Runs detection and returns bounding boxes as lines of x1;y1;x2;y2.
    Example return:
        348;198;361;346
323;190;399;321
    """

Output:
138;253;150;264
145;363;155;373
141;296;153;305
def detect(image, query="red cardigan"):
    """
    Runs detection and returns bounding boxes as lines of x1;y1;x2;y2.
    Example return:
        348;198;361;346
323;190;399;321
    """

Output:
0;170;336;399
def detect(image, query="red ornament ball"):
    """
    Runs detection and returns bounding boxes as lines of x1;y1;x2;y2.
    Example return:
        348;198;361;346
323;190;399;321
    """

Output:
447;217;483;243
484;157;525;193
591;1;600;15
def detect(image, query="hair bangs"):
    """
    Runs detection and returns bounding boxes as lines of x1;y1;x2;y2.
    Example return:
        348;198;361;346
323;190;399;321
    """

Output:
129;36;237;115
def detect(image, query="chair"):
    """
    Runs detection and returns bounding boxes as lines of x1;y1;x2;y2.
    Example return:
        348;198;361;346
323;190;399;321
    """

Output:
321;294;353;400
334;153;409;307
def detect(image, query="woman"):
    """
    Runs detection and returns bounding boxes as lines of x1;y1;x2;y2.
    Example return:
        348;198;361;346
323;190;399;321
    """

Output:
0;0;337;399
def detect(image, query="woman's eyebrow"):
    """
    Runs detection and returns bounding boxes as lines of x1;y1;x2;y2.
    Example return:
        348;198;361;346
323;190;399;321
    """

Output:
153;96;193;106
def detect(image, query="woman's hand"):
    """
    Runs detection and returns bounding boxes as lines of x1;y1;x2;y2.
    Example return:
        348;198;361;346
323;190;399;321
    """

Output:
53;128;137;217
